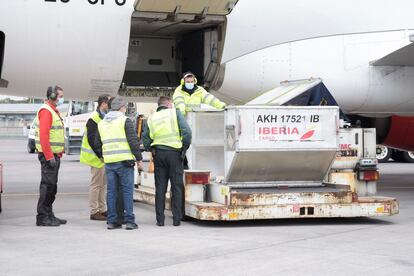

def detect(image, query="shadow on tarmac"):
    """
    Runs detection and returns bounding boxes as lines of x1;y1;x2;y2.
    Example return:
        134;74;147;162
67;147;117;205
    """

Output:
186;216;394;228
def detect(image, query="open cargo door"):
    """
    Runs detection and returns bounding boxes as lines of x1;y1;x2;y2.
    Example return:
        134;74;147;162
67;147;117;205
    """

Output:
122;1;238;100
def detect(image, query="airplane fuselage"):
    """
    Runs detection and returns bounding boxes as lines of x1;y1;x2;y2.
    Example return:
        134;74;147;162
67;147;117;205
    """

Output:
1;0;414;150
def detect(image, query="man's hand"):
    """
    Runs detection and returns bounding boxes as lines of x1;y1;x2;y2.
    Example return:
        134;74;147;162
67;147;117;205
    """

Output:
47;158;57;168
136;160;144;172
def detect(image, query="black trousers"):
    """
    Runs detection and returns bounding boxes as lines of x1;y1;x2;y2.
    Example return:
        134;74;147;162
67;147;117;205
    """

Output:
154;149;184;222
37;153;60;222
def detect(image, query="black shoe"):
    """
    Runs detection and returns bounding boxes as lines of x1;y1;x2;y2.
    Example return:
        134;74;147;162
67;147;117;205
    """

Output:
173;220;181;226
36;219;60;227
125;223;138;230
107;223;122;230
156;221;164;227
51;216;67;225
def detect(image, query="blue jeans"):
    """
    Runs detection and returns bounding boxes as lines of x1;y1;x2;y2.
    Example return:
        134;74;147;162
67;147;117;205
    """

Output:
105;162;135;224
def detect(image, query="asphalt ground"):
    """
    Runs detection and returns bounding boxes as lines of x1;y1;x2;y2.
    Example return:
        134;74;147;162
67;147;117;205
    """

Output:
1;138;414;276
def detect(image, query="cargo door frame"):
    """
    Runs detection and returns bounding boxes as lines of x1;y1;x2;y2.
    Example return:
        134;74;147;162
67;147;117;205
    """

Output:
129;0;238;91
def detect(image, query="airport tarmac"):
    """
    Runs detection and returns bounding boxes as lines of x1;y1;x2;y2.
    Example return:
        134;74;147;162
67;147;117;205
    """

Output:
1;138;414;276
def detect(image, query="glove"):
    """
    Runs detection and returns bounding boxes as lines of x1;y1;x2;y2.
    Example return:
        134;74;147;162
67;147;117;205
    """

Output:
180;149;187;161
47;158;57;168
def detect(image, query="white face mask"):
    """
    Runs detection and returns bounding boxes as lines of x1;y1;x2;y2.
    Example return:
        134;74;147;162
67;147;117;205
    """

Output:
56;97;64;106
185;82;194;90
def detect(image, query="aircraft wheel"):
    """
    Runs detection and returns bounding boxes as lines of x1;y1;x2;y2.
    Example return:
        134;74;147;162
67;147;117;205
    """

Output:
400;151;414;163
376;145;391;163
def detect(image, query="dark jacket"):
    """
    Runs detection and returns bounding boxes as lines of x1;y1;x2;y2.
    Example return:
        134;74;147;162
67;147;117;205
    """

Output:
95;112;142;161
86;109;105;156
142;106;192;151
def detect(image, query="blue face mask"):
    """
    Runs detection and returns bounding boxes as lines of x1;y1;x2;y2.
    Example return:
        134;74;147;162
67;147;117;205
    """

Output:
56;97;64;106
184;82;194;90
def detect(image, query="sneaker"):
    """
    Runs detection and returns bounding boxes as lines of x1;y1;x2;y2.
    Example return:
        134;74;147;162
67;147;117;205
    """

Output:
125;223;138;230
91;213;107;221
36;219;60;227
107;223;122;230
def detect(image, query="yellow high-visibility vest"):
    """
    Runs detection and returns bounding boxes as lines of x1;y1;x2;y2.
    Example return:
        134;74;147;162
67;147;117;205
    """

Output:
98;116;135;163
147;108;182;149
34;103;64;153
80;111;104;168
172;86;226;115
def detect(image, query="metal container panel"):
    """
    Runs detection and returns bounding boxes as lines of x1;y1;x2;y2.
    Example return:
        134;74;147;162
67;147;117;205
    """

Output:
188;146;224;177
225;106;339;184
234;106;339;150
185;184;205;202
363;128;377;158
186;110;224;146
226;150;336;182
245;79;322;106
186;111;225;178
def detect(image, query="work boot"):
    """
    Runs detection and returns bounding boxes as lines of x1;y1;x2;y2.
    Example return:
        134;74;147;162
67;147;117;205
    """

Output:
125;223;138;230
90;212;106;221
51;216;67;225
36;218;60;227
107;223;122;230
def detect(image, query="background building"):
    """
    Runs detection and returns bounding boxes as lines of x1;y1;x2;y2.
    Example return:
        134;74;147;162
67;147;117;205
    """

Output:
0;104;42;136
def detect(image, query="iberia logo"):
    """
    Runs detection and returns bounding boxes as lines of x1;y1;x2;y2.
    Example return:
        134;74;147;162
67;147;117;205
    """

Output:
300;125;316;140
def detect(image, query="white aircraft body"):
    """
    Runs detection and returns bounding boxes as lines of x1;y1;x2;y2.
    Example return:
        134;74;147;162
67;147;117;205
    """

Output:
1;0;414;150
